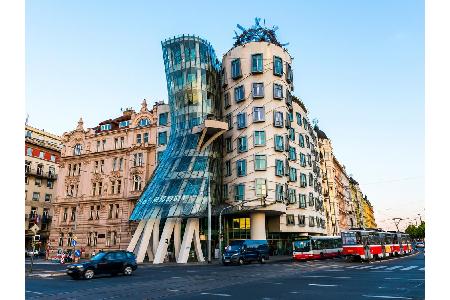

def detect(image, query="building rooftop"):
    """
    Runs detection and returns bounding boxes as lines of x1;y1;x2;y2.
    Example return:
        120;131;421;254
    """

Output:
314;125;328;140
232;18;289;48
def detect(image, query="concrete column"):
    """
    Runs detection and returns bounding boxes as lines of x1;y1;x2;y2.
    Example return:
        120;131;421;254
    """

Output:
174;219;182;259
250;212;266;240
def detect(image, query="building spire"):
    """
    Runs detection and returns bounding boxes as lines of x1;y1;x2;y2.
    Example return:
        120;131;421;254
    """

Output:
140;99;148;113
76;117;84;131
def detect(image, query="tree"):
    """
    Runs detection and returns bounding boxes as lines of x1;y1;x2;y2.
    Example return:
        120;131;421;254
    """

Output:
405;222;425;239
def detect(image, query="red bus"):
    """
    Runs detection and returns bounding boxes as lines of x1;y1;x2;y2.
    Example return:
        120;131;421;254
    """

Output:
293;236;343;261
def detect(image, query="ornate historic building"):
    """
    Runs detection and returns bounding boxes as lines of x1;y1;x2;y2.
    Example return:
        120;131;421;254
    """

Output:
25;125;62;251
362;195;377;229
48;100;169;258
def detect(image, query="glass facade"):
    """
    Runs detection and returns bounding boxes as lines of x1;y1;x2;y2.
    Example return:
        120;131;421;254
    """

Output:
130;35;222;220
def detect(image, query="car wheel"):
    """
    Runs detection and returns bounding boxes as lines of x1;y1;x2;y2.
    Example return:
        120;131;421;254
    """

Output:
238;258;244;265
84;269;94;280
123;266;133;276
259;257;266;264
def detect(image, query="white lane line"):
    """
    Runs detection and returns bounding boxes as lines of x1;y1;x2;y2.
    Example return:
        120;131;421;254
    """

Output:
408;279;425;281
168;289;179;292
400;266;418;271
419;267;425;271
384;278;401;280
362;295;412;299
200;292;231;297
358;266;373;269
346;265;361;269
171;276;181;279
333;276;351;279
308;283;338;287
385;266;403;270
302;275;329;278
26;291;43;295
371;266;388;270
324;269;344;272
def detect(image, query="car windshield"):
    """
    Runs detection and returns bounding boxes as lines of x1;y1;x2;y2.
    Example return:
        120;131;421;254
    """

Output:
91;252;107;261
293;240;311;252
226;245;241;251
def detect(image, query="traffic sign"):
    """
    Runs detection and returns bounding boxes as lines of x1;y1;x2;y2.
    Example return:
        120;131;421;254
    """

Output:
74;250;81;257
71;239;77;247
30;224;39;234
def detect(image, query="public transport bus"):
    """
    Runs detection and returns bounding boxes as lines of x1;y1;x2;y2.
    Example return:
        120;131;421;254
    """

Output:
292;236;343;261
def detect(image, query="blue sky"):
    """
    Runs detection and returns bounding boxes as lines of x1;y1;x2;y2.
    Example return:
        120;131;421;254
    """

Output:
26;0;424;230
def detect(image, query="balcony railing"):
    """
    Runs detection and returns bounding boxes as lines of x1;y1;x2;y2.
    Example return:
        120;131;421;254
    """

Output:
26;168;58;179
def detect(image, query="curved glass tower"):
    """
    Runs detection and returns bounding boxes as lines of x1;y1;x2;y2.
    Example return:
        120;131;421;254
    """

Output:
130;35;222;221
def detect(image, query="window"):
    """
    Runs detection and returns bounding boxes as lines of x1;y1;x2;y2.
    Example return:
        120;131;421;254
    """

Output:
273;56;283;76
117;180;121;194
134;153;143;166
288;189;297;204
303;118;308;130
300;173;307;187
136;134;142;144
251;54;263;73
289;128;295;141
102;139;106;150
274;135;284;151
223;184;229;199
224;92;230;108
289;146;296;161
108;204;113;219
253;107;265;122
35;178;42;186
309;192;314;206
115;204;119;219
134;175;142;191
225;160;231;176
237;112;247;129
159;112;168;126
50;155;56;162
120;137;125;148
92;182;97;196
32;192;40;201
59;233;64;247
252;82;264;98
286;214;295;225
100;124;111;131
98;181;103;195
45;194;52;202
234;184;245;201
158;131;167;145
273;83;283;99
100;160;104;173
289;167;297;182
226;113;233;129
296;112;302;126
63;208;68;221
89;206;94;220
95;206;100;220
73;144;82;155
96;141;101;152
139;118;150;127
143;132;149;143
193;157;207;171
119;158;123;170
298;215;306;226
225;137;233;153
275;159;284;176
111;180;115;194
299;194;306;208
309;173;314;186
275;184;284;202
112;157;117;171
157;151;164;164
309;216;315;227
119;120;129;128
237;136;248;153
231;58;242;79
255;178;267;197
71;207;76;221
299;134;305;147
300;153;306;167
25;161;31;173
286;62;293;83
234;85;245;102
254;131;266;146
273;111;284;127
26;130;32;138
236;159;247;177
306;135;310;148
254;155;267;171
286;90;292;107
25;176;28;184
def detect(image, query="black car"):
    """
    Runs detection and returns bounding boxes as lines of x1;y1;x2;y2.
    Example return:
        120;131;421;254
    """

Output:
66;251;137;280
222;240;269;265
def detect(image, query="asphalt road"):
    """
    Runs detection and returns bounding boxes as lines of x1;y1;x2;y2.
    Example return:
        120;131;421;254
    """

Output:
25;250;425;300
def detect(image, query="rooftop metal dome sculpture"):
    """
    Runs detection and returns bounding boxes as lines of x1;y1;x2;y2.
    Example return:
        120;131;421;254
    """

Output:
233;18;289;47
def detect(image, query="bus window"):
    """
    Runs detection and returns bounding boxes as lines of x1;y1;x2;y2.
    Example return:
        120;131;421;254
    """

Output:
293;240;311;252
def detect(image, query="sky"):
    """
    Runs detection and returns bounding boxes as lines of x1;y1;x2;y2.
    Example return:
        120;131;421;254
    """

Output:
25;0;424;231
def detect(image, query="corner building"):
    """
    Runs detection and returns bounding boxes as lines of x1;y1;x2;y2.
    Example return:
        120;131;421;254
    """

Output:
222;39;326;254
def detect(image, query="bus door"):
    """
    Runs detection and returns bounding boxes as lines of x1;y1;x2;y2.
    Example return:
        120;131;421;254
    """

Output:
362;234;370;260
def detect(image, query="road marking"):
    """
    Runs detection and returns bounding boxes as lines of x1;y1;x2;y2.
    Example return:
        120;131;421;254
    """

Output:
358;266;373;269
362;295;412;299
384;278;401;280
333;276;351;279
171;276;181;279
371;266;388;270
419;267;425;271
302;275;329;278
385;266;403;270
408;279;425;281
325;269;344;272
400;266;417;271
200;292;231;297
168;289;179;292
346;265;361;269
26;291;43;295
308;283;338;287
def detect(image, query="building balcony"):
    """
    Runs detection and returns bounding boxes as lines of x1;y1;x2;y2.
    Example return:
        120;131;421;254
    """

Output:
26;168;58;180
192;118;228;152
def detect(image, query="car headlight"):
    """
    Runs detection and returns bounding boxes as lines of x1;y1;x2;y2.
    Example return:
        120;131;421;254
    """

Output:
75;265;84;269
231;253;238;257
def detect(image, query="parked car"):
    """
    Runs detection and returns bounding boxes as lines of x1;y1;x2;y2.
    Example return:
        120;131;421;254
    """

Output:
416;242;425;248
26;250;39;257
66;251;137;280
222;240;269;265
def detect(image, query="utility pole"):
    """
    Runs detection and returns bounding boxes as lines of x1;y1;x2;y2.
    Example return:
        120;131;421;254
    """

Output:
207;186;212;264
392;218;403;232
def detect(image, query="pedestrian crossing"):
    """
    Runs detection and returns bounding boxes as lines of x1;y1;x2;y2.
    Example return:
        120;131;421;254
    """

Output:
285;261;424;272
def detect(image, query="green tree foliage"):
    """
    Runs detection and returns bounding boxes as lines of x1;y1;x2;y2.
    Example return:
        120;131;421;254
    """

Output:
405;222;425;239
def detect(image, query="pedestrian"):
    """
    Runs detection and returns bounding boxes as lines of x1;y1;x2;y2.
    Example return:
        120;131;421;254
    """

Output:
92;250;96;258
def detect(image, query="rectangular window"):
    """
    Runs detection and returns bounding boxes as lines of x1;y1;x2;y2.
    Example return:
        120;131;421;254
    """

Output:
275;184;284;202
289;128;295;141
289;167;297;182
157;151;164;164
255;178;267;197
236;159;247;177
47;180;54;189
45;194;52;202
286;90;292;107
251;54;263;73
252;82;264;98
223;184;229;200
225;160;231;176
100;124;111;131
286;214;295;225
102;139;106;150
234;184;245;201
136;134;142;144
253;107;265;122
234;85;245;102
309;192;314;206
299;194;306;208
35;178;42;186
299;134;305;147
254;131;266;146
296;112;302;126
300;153;306;167
298;215;306;226
303;117;308;130
286;62;293;83
309;173;314;186
224;92;230;108
306;135;310;148
226;113;233;129
119;120;129;128
273;56;283;76
237;136;248;153
273;83;283;99
231;58;242;79
32;192;40;201
159;112;168;126
275;159;284;176
273;111;284;127
254;155;267;171
300;173;307;187
225;137;233;153
309;216;315;227
158;132;167;145
288;146;296;161
143;132;149;143
288;189;297;204
236;112;247;129
274;135;284;151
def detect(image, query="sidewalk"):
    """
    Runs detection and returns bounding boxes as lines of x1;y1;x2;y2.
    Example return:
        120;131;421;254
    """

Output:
138;255;293;267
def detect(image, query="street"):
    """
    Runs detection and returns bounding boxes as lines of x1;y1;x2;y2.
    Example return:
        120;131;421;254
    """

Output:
25;250;424;300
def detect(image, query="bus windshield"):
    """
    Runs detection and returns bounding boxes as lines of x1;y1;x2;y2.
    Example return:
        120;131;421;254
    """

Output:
342;232;358;245
293;240;311;252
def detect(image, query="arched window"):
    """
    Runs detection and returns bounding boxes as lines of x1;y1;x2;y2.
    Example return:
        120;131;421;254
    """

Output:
73;144;82;156
133;175;142;191
139;118;150;127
